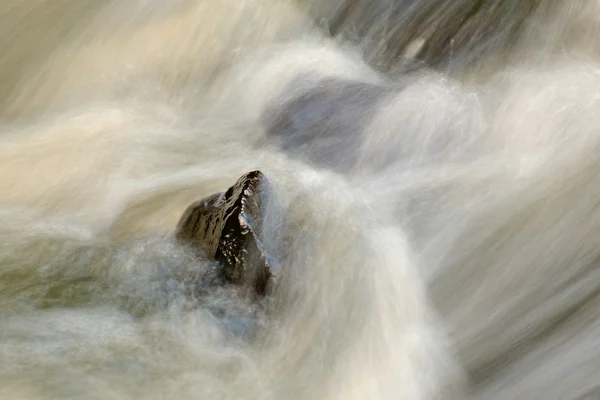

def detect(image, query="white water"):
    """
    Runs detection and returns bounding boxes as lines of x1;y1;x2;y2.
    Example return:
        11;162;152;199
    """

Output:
1;1;600;399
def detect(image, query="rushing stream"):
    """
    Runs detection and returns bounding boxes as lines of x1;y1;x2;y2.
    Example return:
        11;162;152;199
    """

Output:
2;1;600;399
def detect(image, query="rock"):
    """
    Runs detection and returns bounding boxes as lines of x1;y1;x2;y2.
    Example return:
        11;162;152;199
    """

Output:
324;0;541;72
262;76;393;173
175;171;274;297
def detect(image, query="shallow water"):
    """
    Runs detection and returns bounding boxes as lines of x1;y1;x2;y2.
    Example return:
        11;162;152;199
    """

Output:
2;1;600;399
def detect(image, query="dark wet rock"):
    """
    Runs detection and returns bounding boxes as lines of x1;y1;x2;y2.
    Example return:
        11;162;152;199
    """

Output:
175;171;274;297
262;76;393;173
323;0;541;72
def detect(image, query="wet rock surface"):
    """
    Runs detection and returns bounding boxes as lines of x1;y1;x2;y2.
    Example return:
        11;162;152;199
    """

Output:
175;171;274;297
324;0;542;72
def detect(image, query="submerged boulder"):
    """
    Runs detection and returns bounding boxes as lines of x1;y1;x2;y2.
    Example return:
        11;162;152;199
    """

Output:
262;76;393;174
323;0;541;72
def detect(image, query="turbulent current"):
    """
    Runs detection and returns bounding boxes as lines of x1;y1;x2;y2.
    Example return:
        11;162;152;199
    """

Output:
2;1;600;399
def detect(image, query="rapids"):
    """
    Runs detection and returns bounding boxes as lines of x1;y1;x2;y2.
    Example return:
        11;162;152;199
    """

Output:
1;1;600;399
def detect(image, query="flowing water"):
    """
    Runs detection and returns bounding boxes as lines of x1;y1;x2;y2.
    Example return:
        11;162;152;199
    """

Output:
2;1;600;399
